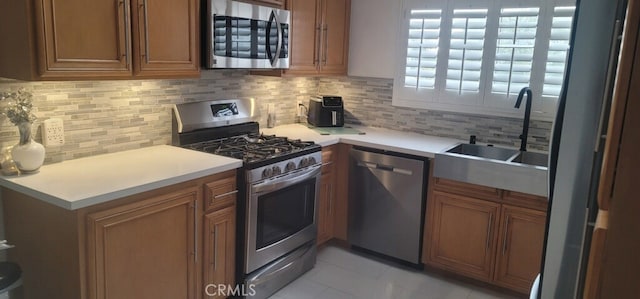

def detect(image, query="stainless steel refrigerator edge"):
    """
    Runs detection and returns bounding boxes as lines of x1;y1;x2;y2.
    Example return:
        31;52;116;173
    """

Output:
539;0;624;298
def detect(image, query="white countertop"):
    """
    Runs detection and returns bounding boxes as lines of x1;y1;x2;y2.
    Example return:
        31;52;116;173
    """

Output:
0;145;243;210
261;124;463;158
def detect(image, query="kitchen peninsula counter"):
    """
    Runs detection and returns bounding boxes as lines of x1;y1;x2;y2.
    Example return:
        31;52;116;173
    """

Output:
0;145;242;210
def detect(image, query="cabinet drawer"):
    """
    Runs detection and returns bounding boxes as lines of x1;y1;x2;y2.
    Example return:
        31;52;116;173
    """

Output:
503;190;548;211
204;175;237;212
433;178;502;202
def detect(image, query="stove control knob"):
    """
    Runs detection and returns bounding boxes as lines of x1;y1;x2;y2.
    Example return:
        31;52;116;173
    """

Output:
272;166;282;176
285;162;296;172
308;156;317;165
298;157;309;168
262;167;273;179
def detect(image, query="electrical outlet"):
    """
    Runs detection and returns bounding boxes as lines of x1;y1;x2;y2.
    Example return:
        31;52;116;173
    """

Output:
43;118;65;147
296;101;304;117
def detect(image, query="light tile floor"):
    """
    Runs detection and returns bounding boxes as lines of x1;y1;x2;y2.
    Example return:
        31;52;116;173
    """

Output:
269;246;522;299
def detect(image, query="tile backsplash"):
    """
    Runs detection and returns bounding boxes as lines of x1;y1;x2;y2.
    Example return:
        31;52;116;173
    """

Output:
318;76;551;151
0;71;551;165
0;71;317;163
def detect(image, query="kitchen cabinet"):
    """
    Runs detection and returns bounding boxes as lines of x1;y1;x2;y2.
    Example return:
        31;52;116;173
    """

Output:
427;191;500;282
86;187;199;299
286;0;350;75
493;205;546;293
2;170;237;299
203;172;238;298
423;177;547;293
318;145;337;245
0;0;198;80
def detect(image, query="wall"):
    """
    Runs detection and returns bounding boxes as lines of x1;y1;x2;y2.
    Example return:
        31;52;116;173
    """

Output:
318;76;552;151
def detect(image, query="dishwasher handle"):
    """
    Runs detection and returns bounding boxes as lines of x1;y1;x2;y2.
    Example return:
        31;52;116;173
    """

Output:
356;161;414;176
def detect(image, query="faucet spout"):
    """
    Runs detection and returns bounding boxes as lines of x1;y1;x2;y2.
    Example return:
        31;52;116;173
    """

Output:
515;87;533;152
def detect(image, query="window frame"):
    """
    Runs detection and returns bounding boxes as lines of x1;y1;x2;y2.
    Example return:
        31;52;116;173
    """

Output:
392;0;576;121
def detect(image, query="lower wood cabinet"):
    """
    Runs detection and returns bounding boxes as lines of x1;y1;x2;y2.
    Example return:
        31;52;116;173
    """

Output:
424;178;547;294
202;170;237;298
494;204;546;293
203;204;236;299
317;145;337;245
86;187;199;299
2;170;237;299
427;191;500;282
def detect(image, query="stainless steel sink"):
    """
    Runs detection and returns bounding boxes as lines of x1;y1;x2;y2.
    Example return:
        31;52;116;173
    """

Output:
446;143;520;161
435;143;548;197
510;151;549;167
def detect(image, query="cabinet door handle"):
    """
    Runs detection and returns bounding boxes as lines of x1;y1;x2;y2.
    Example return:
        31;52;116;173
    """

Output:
327;184;332;216
119;0;130;67
214;190;238;199
193;200;198;263
139;0;150;63
502;215;510;255
315;25;322;65
322;24;328;65
212;227;217;270
486;213;493;249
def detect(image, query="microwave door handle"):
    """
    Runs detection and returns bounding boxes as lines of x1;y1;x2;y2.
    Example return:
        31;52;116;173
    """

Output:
265;11;278;66
273;11;283;66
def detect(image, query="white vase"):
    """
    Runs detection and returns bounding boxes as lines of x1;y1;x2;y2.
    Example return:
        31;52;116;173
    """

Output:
11;122;45;173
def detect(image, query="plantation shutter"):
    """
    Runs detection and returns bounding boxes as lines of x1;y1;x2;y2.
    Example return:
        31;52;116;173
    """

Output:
445;9;488;95
404;10;443;89
542;6;576;97
491;8;540;96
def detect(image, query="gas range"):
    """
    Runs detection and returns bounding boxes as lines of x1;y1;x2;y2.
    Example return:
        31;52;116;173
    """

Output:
172;98;320;299
181;132;321;183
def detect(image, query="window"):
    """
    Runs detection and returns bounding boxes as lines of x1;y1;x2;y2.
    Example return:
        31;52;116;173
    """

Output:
446;9;488;94
393;0;576;120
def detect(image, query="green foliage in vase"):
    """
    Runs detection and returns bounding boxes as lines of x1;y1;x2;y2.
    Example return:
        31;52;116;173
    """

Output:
0;88;37;125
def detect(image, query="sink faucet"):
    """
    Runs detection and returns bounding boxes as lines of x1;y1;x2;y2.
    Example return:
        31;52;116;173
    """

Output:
514;87;532;152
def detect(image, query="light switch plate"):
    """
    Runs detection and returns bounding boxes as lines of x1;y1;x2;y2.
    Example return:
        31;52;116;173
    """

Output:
43;118;65;147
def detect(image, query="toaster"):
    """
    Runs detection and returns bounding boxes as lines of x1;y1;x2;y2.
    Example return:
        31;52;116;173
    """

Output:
308;96;344;127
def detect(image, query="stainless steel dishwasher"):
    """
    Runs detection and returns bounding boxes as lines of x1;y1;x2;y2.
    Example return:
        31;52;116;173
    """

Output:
348;146;429;265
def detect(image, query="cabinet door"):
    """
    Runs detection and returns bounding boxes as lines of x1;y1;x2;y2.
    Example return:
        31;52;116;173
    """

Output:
131;0;199;77
426;191;500;282
86;188;199;299
318;146;337;245
317;168;335;245
318;0;350;74
37;0;131;77
494;204;546;293
287;0;322;73
203;204;236;299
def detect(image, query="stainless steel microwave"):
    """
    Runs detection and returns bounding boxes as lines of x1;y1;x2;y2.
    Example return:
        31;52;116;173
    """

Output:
205;0;290;69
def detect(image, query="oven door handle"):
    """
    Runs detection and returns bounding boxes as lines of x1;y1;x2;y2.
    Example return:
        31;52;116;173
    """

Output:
252;165;321;195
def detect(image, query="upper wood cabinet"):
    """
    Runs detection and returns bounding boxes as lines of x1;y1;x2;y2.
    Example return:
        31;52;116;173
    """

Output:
286;0;350;75
0;0;198;80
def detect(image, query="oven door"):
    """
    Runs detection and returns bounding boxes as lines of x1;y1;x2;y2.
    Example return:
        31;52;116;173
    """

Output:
206;0;290;69
245;165;320;273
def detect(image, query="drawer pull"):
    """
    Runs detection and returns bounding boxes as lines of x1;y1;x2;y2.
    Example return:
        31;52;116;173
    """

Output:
214;190;238;199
